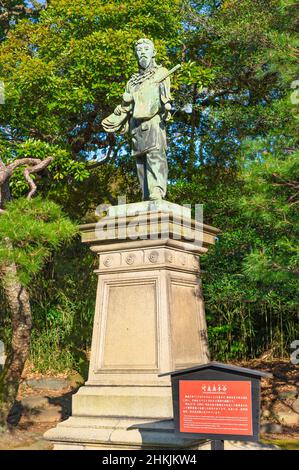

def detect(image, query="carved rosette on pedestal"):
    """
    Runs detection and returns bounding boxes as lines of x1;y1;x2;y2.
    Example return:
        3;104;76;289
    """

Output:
44;201;220;449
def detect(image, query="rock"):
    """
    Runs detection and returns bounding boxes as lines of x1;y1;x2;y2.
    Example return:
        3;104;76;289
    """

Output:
260;423;283;434
26;378;68;391
262;409;271;418
21;396;49;410
67;371;85;389
272;401;299;426
278;390;298;400
276;411;299;426
7;402;23;426
292;398;299;413
30;408;61;423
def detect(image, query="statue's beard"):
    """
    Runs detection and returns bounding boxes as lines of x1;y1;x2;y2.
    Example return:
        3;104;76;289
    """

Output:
139;56;152;70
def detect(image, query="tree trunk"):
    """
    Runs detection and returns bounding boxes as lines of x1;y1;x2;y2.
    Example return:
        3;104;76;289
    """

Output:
0;154;11;211
0;156;53;428
0;259;32;428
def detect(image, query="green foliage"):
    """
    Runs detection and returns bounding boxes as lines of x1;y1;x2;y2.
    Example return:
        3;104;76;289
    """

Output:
199;151;299;359
0;197;77;285
0;1;43;42
0;0;298;371
29;293;92;374
166;0;299;360
0;139;90;199
28;240;96;374
0;0;186;217
0;0;183;150
240;151;299;287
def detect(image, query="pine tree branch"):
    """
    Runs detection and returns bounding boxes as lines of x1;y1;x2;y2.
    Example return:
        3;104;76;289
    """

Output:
23;157;53;199
0;157;53;210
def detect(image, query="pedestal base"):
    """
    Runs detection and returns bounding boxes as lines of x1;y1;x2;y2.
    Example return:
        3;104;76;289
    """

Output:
71;386;173;419
44;416;204;450
44;203;220;450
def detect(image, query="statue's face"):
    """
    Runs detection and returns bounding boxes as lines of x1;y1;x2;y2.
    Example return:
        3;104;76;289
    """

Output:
135;41;155;70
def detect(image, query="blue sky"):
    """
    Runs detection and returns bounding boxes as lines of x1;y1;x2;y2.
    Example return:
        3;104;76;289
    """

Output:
26;1;46;7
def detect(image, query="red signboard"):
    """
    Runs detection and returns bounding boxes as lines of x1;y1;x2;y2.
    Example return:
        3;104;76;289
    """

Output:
179;380;253;436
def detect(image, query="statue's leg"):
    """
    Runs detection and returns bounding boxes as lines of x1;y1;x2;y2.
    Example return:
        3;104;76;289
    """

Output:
136;155;150;200
146;149;168;200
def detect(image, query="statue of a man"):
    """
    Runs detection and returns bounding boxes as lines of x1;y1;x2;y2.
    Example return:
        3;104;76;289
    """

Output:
102;38;178;202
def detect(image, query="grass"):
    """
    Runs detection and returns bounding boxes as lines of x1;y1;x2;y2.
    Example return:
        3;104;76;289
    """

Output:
261;438;299;450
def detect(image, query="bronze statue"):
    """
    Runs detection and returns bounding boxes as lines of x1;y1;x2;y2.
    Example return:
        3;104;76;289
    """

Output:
102;38;180;201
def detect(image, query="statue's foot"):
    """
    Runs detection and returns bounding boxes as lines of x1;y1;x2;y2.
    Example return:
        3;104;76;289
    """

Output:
150;196;163;202
149;188;164;202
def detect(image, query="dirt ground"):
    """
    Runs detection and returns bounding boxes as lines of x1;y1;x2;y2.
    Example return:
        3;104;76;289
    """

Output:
0;358;298;450
237;359;299;449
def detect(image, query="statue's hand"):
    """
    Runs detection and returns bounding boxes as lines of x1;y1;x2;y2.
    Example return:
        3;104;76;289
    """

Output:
114;104;122;116
164;102;172;111
123;92;133;104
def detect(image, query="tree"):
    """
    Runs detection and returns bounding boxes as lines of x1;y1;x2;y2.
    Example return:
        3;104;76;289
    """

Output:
0;0;184;427
167;0;299;359
0;0;297;378
0;196;76;427
0;0;192;232
0;154;52;209
0;1;44;42
0;90;74;430
0;0;184;209
241;151;299;289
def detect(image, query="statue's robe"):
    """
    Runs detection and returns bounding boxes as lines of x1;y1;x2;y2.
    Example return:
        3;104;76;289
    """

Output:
125;65;171;157
102;64;172;200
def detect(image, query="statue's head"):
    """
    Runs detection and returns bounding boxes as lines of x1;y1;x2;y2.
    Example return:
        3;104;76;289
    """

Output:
134;38;156;70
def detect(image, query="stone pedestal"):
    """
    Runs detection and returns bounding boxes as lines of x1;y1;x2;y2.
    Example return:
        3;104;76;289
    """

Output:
44;202;219;449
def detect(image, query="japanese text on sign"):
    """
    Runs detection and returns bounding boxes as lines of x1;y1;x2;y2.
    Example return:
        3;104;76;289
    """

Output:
179;380;253;436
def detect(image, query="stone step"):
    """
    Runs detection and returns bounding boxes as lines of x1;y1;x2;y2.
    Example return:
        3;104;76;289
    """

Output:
26;378;69;391
29;408;62;423
21;396;50;410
